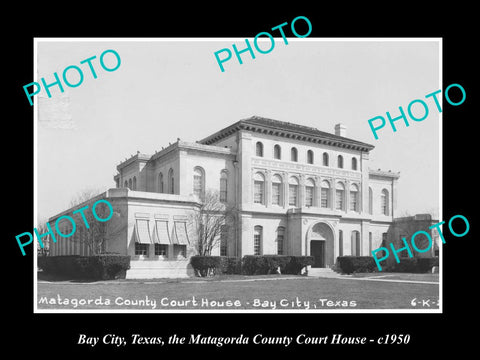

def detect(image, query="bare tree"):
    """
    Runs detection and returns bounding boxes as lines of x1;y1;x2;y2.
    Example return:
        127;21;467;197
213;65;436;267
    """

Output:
69;188;125;255
190;189;238;256
36;219;50;256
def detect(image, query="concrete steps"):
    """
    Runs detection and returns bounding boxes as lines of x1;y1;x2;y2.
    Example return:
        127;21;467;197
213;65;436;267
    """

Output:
307;267;342;278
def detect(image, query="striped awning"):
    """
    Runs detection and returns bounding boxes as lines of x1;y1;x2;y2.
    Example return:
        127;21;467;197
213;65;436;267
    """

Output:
135;219;152;244
173;222;189;245
154;220;171;245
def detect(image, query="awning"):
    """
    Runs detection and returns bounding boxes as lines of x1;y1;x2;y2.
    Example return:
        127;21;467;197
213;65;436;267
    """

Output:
135;219;152;244
154;220;171;245
173;222;189;245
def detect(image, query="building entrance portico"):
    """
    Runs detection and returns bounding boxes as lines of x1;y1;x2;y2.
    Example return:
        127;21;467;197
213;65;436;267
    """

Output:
307;221;334;268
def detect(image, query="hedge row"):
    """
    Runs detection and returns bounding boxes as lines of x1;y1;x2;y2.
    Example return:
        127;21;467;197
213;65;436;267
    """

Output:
38;255;131;280
335;256;439;274
190;255;314;277
384;257;439;273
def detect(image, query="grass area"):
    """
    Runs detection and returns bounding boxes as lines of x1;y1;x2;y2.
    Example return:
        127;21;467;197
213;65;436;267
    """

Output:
37;273;439;311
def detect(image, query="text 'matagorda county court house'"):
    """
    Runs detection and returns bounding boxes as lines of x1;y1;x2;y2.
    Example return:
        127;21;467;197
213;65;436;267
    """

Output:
48;116;439;278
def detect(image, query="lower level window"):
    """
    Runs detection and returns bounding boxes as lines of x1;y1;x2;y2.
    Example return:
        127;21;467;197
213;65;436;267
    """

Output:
155;244;168;256
173;244;187;258
135;243;149;256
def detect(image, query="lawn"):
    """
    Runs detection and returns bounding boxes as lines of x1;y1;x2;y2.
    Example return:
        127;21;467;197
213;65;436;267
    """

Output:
36;273;439;311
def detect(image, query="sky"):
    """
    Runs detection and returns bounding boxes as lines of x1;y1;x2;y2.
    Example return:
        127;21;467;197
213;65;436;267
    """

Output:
36;38;441;221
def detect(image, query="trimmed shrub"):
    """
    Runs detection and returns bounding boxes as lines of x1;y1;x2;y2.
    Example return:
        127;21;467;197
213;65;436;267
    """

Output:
37;255;130;280
219;257;242;275
242;255;313;275
284;256;314;275
190;256;223;277
384;257;439;273
336;256;377;274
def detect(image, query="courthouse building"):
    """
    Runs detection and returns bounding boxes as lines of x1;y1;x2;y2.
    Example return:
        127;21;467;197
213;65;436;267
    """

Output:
47;115;428;278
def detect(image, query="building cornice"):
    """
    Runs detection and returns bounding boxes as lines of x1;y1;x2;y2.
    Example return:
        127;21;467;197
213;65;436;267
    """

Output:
198;116;375;152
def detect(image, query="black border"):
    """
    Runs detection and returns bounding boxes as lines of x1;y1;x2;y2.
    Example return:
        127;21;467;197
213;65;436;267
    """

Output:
7;5;476;355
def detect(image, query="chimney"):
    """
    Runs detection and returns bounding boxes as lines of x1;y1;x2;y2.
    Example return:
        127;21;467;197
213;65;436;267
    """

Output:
335;123;347;137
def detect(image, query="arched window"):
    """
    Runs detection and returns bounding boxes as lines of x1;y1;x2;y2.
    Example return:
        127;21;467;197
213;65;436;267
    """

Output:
271;174;283;206
254;226;263;255
307;150;314;164
291;147;298;162
220;170;228;203
305;178;315;207
338;155;344;169
368;187;373;214
276;226;285;255
349;183;359;212
321;180;330;208
132;176;137;190
323;152;329;166
288;176;299;206
193;167;205;200
335;182;345;210
158;172;164;193
253;172;265;204
351;230;361;256
256;142;264;157
168;168;174;194
381;189;389;215
352;157;358;170
220;225;228;256
273;144;281;160
128;178;132;189
124;180;128;188
339;230;343;256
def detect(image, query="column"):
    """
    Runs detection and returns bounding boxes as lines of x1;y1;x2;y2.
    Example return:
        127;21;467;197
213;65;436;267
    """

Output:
265;169;271;207
314;176;321;208
282;172;289;209
298;174;305;208
331;177;336;210
345;179;351;213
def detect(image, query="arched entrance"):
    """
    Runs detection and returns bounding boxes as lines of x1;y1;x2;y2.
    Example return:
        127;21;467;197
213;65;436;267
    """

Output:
308;222;334;268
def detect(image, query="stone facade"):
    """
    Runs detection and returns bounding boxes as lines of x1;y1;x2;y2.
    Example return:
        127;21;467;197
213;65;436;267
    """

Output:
47;115;428;278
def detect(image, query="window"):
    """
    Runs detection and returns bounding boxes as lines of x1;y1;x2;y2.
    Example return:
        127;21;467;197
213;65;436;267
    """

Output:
168;168;174;194
368;187;373;214
291;147;298;162
352;157;358;170
277;227;285;255
128;178;132;189
307;150;314;164
350;183;359;212
256;141;264;157
323;152;329;166
352;231;361;256
135;243;149;256
173;244;187;258
220;171;228;203
321;180;330;208
158;172;164;193
305;178;315;207
254;226;262;255
369;232;372;254
274;144;281;159
193;167;204;200
271;174;283;206
124;180;128;188
336;182;345;210
155;244;168;256
381;189;389;215
132;176;137;190
288;176;299;206
253;172;265;204
337;155;344;169
339;230;343;256
220;225;228;256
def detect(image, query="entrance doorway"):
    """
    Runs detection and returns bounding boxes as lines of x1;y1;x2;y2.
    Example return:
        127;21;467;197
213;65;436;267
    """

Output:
310;240;325;268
